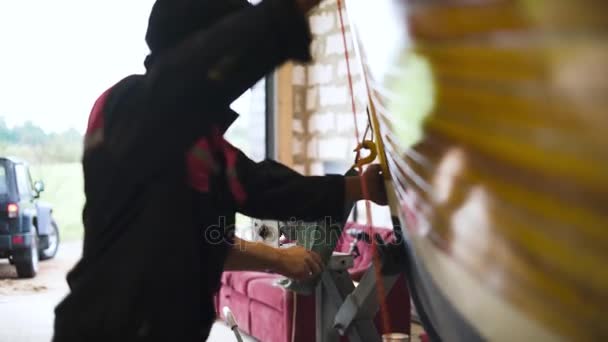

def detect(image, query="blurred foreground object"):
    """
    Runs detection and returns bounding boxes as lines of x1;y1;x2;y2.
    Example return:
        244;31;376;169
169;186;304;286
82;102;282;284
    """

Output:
344;0;608;340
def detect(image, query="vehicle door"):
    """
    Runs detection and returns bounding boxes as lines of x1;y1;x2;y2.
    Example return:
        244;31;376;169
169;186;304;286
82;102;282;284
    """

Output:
14;163;37;234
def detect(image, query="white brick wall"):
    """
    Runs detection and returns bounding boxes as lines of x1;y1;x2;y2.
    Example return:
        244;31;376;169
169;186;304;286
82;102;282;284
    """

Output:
293;119;304;134
337;58;361;78
309;162;325;176
307;138;318;159
291;0;367;174
319;85;349;107
292;65;307;86
293;164;306;175
318;136;351;160
294;92;304;113
353;80;367;100
309;111;336;134
318;0;335;10
287;0;393;226
310;39;324;57
335;113;356;134
354;112;369;132
292;137;304;156
309;11;335;35
307;63;334;85
306;88;319;111
333;112;371;138
325;32;353;56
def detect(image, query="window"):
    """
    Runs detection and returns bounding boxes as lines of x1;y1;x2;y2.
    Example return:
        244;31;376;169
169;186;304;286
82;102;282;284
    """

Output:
225;79;268;162
225;78;272;233
0;165;7;194
15;164;33;199
224;0;271;161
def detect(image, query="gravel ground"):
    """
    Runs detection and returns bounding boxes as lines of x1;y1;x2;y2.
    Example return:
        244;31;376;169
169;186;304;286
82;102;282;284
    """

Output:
0;241;252;342
0;241;81;342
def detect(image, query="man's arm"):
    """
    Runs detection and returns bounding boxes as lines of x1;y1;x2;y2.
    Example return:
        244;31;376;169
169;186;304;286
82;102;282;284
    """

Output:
113;0;319;167
224;237;324;280
234;149;387;222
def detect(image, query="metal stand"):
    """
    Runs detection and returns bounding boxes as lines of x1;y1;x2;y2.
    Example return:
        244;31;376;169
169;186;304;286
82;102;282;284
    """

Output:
315;248;402;342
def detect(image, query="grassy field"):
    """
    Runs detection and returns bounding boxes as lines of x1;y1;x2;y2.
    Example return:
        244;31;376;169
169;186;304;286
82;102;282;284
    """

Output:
30;163;84;241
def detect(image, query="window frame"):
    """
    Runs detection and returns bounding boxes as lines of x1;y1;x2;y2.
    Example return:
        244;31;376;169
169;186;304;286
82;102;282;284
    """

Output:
0;164;8;195
14;163;34;200
265;73;276;159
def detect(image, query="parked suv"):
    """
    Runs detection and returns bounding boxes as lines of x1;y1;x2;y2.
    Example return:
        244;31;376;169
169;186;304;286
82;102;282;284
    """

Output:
0;157;60;278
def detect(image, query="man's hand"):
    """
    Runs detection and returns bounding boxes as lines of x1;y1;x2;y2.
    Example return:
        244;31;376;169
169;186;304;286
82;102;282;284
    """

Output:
225;238;323;279
345;164;389;205
362;164;388;205
274;246;324;280
294;0;323;13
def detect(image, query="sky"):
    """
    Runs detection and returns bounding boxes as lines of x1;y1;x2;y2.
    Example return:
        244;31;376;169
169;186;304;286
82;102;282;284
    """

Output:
0;0;156;133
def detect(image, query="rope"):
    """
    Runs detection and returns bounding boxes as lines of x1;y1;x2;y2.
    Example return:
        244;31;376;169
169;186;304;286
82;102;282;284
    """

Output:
336;0;392;335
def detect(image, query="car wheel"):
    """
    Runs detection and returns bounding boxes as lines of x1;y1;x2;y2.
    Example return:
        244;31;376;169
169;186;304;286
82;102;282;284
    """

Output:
39;220;60;260
15;235;39;278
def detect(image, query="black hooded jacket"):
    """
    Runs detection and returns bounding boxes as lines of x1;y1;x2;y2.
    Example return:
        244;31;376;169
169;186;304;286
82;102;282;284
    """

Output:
53;1;345;341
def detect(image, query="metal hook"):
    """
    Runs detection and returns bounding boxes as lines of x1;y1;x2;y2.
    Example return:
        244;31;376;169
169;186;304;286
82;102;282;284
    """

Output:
353;140;378;169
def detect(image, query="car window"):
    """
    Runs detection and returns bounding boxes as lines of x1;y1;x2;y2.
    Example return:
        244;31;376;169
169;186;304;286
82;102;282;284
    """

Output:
15;164;33;199
0;165;7;195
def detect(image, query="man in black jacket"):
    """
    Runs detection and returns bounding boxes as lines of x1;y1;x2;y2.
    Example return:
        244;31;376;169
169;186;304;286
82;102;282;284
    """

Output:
53;0;387;341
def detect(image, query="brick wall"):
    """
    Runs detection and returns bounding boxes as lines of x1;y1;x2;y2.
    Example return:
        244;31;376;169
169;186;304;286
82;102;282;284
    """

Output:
291;0;392;226
291;0;368;176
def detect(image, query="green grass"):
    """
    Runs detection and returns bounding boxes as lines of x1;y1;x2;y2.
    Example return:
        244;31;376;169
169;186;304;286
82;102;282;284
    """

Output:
30;163;84;241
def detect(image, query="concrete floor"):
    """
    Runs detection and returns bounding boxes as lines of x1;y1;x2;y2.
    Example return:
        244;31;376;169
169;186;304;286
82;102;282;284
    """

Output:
209;321;258;342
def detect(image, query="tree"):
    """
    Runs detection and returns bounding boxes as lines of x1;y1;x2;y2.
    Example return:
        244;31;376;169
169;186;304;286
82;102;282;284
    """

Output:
0;117;83;163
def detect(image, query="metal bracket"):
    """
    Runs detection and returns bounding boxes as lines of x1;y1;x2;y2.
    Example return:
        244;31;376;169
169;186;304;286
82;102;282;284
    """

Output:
315;248;405;342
